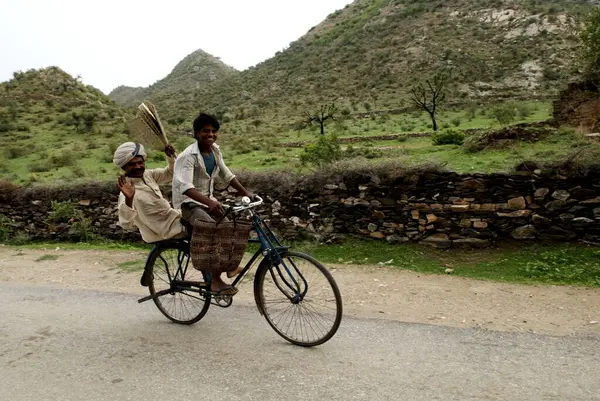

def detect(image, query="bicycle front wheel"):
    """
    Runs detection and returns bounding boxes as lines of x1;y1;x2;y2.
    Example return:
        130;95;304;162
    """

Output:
147;245;210;325
256;251;342;347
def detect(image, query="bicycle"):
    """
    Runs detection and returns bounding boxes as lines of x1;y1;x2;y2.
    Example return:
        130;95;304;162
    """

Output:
137;196;343;347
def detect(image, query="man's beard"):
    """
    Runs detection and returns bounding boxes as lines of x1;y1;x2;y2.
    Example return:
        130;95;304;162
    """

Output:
127;168;145;177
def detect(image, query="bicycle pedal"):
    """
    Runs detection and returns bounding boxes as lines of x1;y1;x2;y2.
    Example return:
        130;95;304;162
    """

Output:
212;294;233;307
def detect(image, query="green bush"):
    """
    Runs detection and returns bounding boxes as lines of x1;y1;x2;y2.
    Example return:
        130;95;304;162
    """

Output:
344;145;382;159
0;122;14;132
71;209;95;242
232;137;253;154
450;117;461;127
516;103;534;119
0;215;12;243
5;146;28;159
50;152;77;167
491;103;517;126
300;134;342;167
48;201;75;223
432;129;465;146
28;162;51;173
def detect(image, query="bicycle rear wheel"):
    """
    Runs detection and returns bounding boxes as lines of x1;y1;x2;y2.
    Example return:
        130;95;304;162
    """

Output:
147;245;210;324
256;251;342;347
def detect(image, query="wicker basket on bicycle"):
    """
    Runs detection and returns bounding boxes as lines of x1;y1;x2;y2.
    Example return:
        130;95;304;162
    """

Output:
189;214;252;275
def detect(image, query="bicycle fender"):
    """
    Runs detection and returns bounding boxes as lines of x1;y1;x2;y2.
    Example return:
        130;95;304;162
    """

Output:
253;257;272;316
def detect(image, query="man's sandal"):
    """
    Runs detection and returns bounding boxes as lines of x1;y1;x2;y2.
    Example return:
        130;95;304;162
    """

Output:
207;286;239;296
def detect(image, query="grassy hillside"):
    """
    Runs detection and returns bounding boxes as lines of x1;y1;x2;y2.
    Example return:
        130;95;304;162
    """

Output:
108;49;239;116
0;67;141;184
110;0;593;133
2;1;599;185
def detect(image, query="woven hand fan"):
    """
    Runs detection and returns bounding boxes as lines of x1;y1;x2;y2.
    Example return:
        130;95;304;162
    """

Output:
128;101;170;150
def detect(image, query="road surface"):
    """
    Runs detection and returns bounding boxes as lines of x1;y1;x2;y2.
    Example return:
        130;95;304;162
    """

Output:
1;283;599;400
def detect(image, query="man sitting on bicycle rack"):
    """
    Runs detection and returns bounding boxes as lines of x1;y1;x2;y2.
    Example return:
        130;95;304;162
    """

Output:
114;142;186;245
172;113;254;295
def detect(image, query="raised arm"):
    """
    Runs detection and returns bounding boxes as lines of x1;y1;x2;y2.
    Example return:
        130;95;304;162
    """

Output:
149;145;176;185
116;177;137;230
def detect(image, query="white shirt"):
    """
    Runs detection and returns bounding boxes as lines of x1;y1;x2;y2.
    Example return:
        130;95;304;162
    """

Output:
172;142;235;209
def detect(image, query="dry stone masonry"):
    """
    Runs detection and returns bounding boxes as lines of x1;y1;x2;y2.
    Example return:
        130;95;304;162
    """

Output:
1;169;599;247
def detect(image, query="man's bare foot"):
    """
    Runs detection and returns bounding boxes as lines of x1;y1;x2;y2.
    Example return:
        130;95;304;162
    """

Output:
226;265;244;279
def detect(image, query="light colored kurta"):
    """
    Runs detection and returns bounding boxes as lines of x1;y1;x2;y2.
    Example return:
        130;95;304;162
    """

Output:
172;142;235;210
117;157;185;243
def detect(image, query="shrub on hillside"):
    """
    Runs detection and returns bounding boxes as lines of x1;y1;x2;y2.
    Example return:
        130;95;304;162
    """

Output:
344;145;382;159
432;129;465;146
50;152;77;167
491;103;517;126
28;162;51;173
5;146;28;159
300;134;342;167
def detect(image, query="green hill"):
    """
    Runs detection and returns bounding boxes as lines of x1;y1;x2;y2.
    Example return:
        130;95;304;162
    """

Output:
2;0;598;185
108;49;239;116
109;0;593;131
0;67;139;184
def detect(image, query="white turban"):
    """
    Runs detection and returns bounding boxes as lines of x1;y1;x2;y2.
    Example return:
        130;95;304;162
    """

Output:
113;142;147;168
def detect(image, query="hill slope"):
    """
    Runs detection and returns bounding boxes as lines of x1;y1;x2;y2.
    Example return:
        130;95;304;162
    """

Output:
108;49;238;115
0;67;138;184
110;0;593;129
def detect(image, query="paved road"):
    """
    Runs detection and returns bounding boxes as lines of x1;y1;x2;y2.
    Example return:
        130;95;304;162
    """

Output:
1;283;599;401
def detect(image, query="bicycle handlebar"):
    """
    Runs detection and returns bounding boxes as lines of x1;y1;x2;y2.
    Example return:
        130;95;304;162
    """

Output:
230;195;264;213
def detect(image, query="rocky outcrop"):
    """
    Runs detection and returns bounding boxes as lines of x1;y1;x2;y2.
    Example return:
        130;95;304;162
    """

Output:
553;80;600;132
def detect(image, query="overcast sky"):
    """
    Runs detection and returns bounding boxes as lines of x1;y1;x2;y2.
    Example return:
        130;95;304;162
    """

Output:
1;0;352;94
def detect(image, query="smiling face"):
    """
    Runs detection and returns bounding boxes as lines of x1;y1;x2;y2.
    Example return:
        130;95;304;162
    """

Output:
122;156;145;178
194;124;218;150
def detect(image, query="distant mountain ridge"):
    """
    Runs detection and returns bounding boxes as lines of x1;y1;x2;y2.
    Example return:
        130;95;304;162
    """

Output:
108;49;238;111
109;0;594;127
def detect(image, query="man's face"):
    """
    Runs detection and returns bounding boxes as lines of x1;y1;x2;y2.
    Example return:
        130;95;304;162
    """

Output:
195;124;218;148
122;156;145;178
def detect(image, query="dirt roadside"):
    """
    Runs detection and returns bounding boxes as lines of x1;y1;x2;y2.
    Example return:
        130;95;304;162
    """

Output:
1;245;599;336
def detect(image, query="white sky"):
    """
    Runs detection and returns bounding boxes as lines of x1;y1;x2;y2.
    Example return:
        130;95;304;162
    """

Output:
0;0;352;94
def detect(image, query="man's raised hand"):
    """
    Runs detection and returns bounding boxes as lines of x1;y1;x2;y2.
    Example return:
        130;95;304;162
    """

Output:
117;176;135;207
164;144;176;158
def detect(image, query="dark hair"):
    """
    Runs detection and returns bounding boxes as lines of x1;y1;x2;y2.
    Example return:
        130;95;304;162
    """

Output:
193;113;220;132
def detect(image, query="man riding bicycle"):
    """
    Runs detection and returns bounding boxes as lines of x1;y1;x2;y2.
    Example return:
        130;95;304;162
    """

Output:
172;113;254;295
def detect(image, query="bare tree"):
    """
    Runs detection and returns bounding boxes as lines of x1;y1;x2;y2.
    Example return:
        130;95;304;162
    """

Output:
304;103;338;135
410;73;448;131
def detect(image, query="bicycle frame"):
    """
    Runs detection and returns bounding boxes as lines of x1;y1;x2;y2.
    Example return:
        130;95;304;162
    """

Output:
231;210;309;303
139;205;309;305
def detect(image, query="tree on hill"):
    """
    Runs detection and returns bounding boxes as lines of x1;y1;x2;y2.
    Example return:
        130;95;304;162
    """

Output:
410;72;448;132
580;7;600;79
303;103;338;135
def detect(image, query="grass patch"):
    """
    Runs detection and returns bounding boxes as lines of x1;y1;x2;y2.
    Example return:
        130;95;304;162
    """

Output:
0;100;554;184
292;239;600;287
35;254;60;262
117;260;145;272
10;237;600;287
11;240;147;252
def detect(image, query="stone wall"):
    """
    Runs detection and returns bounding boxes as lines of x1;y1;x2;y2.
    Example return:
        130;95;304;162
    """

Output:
1;168;600;247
